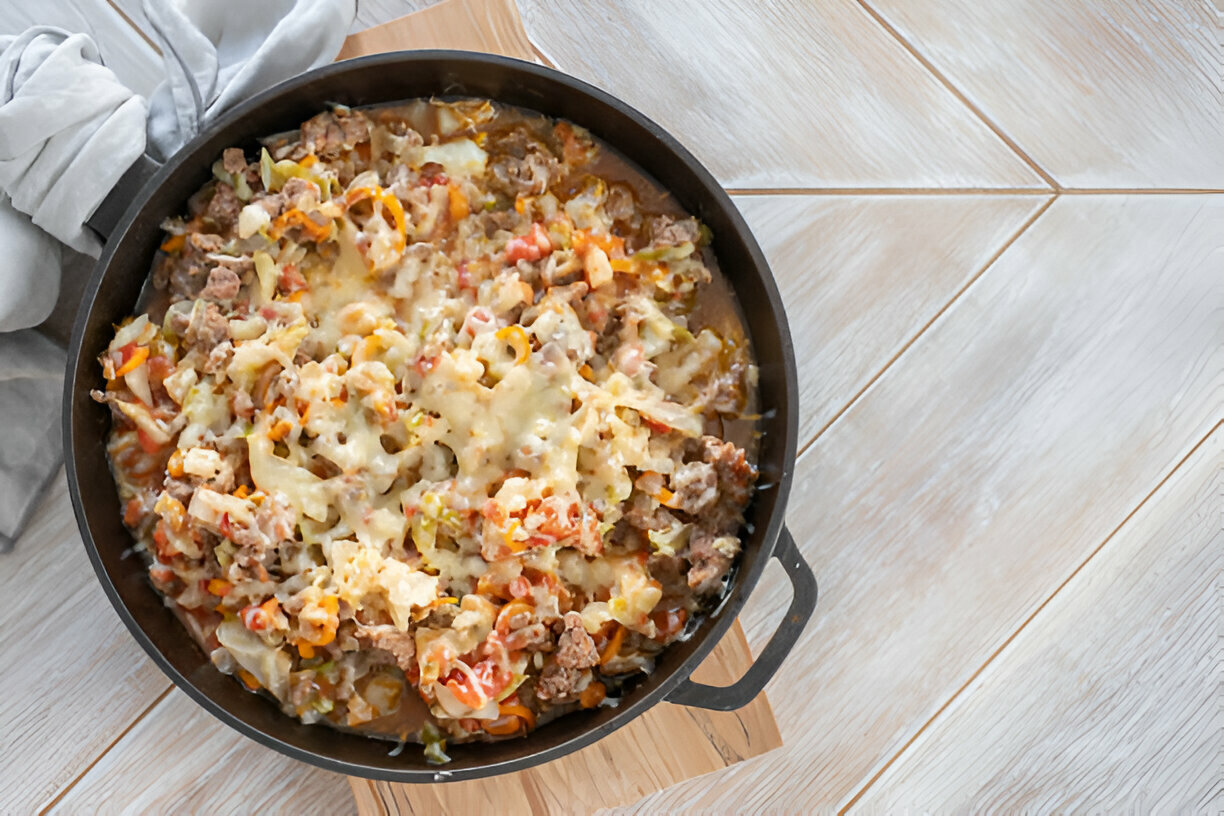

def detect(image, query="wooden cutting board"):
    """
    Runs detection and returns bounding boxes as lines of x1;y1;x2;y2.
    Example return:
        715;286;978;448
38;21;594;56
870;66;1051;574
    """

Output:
338;1;783;813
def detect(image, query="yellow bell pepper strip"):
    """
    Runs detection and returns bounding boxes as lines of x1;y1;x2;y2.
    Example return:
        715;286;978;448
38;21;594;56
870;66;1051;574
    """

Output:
599;624;626;666
494;325;531;365
113;344;149;377
502;519;527;553
498;702;537;729
270;208;332;243
448;183;470;222
579;680;606;709
206;578;232;597
344;186;406;254
159;233;186;253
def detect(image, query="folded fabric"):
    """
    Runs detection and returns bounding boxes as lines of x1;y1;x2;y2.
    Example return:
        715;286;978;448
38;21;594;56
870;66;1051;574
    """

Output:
0;27;146;332
144;0;357;162
0;330;65;552
0;0;356;548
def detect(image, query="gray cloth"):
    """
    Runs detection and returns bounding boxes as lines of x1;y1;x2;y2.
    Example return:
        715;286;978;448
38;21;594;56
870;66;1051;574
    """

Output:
0;331;64;551
0;0;355;547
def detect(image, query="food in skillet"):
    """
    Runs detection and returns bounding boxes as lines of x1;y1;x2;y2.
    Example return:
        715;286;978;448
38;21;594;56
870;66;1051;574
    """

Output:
94;99;757;761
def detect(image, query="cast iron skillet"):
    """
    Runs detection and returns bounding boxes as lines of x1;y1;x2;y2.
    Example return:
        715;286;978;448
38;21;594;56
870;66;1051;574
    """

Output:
65;51;816;782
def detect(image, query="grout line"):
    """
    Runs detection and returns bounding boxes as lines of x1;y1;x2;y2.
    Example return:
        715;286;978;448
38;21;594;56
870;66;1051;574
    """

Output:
838;418;1224;814
726;187;1224;197
103;0;162;55
851;0;1060;191
1059;188;1224;195
38;684;175;815
794;193;1057;460
725;187;1051;196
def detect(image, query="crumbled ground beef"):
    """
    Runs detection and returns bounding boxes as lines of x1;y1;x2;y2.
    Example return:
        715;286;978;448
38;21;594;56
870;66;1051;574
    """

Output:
301;109;370;159
649;214;701;246
534;663;587;703
222;148;247;175
357;625;417;674
205;183;242;232
668;460;717;515
553;612;598;669
199;267;241;302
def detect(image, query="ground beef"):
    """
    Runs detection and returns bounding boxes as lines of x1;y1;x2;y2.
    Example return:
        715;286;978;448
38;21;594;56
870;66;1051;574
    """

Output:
668;460;717;515
163;260;206;301
182;302;230;352
282;176;319;208
553;612;599;669
189;232;225;253
534;663;587;703
604;183;636;222
257;192;287;219
163;476;194;505
649;214;701;247
624;492;676;532
357;625;417;674
647;553;689;601
301;109;370;159
222;147;247;175
203;341;233;375
697;435;756;533
199;267;241;302
205;183;242;232
504;622;553;652
488;131;559;196
686;526;735;595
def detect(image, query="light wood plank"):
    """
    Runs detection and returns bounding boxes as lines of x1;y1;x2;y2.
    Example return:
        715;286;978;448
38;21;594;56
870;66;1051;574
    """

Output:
354;624;781;816
338;0;539;62
863;0;1224;189
0;474;169;813
354;0;443;33
735;194;1047;444
48;689;357;815
852;425;1223;812
613;196;1224;813
515;0;1043;190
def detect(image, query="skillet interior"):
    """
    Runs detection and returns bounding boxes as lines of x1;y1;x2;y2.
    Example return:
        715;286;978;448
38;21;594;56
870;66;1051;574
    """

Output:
65;51;797;781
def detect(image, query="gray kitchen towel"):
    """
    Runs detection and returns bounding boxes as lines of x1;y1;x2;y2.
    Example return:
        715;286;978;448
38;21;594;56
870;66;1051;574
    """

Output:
0;0;355;547
0;331;65;552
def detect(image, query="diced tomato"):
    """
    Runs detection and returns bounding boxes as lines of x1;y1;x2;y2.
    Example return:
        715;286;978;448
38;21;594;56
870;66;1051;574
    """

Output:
508;575;531;599
641;416;672;435
146;354;173;383
218;512;235;541
504;223;552;264
149;565;175;585
445;671;485;710
279;264;308;293
152;520;173;562
471;659;511;698
240;597;280;631
414;355;438;377
136;428;163;454
123;498;143;527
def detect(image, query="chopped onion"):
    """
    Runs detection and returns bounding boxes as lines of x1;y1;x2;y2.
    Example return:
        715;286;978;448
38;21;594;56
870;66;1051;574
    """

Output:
124;363;153;406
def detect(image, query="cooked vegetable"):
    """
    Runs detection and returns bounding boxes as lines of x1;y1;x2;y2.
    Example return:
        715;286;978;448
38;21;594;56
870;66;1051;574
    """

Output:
95;99;759;763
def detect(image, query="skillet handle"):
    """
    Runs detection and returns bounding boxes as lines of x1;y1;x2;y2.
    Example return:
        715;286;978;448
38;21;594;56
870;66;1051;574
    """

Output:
665;526;817;711
86;152;163;244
